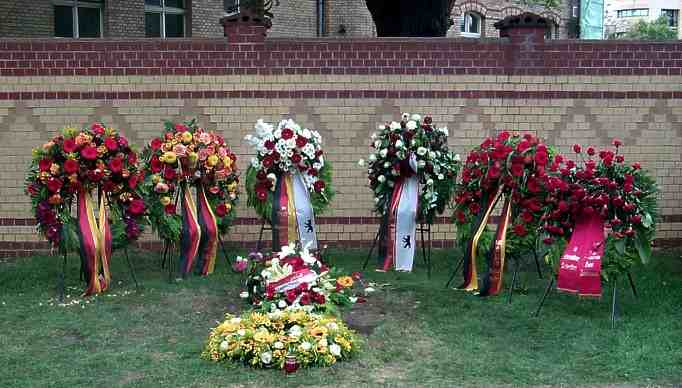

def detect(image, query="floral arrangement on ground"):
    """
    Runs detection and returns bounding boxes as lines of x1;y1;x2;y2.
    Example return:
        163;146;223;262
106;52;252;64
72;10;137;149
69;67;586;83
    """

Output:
236;243;368;315
361;113;460;224
244;118;334;223
140;119;239;242
26;123;146;250
203;308;360;369
541;140;658;279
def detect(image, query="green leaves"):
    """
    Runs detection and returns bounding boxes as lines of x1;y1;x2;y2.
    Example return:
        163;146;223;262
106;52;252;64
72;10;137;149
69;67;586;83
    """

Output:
634;227;652;264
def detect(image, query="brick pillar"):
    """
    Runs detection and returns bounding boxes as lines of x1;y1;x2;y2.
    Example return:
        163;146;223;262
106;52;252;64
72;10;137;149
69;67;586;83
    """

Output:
494;13;548;71
219;9;271;45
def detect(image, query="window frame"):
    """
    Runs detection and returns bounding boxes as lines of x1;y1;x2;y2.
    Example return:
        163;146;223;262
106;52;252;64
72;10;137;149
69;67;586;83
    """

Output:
460;11;482;38
53;0;104;38
617;9;649;18
144;0;187;38
661;9;679;29
224;0;239;16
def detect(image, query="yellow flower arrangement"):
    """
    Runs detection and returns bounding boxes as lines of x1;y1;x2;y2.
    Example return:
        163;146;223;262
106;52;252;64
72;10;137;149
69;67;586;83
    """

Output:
336;276;354;288
203;308;359;370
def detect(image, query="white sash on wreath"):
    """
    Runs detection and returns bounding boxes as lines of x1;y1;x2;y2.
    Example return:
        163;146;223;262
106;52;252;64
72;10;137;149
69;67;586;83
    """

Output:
393;175;419;271
292;172;318;250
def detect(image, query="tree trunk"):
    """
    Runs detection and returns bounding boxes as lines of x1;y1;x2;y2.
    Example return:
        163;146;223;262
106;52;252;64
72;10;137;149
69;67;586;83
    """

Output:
365;0;453;37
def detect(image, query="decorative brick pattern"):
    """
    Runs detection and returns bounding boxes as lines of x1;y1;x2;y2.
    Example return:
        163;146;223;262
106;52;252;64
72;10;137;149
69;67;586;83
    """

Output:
1;24;682;256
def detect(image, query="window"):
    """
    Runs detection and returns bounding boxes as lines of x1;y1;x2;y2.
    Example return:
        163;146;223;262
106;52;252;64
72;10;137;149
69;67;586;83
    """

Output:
572;6;578;18
617;9;649;18
460;12;482;37
662;9;679;29
53;0;103;38
224;0;239;15
145;0;186;38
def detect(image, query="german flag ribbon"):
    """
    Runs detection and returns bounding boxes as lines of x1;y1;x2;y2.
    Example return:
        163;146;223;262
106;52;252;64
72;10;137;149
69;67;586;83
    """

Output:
77;188;112;296
272;173;298;251
479;195;512;296
195;183;218;276
179;182;201;276
458;188;502;291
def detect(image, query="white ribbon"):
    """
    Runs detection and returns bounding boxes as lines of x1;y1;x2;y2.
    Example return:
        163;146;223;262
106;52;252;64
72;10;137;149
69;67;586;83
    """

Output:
393;175;419;271
292;172;318;250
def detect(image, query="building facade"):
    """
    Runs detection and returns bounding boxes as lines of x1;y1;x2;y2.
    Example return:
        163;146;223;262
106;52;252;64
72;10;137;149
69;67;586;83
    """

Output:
604;0;681;38
0;0;572;39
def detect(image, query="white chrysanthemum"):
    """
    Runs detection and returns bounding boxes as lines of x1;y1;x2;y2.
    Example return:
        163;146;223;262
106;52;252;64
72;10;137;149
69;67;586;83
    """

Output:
418;160;426;168
395;139;404;148
378;175;386;183
417;147;427;156
383;161;390;168
391;169;400;176
438;126;449;137
406;120;417;130
313;162;322;170
301;341;312;351
277;300;287;308
374;140;381;149
254;119;274;138
411;113;421;121
427;178;434;186
301;128;312;138
438;173;445;180
239;291;249;298
401;113;410;120
368;153;377;162
374;197;380;203
387;180;394;187
389;121;400;130
267;173;276;182
290;325;303;337
371;132;378;139
251;157;261;169
260;351;273;364
219;340;229;352
274;128;282;139
379;149;388;158
454;154;461;162
329;343;342;356
428;151;436;159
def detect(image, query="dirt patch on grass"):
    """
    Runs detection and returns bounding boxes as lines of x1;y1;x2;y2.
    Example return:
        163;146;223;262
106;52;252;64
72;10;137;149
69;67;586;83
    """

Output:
342;290;419;335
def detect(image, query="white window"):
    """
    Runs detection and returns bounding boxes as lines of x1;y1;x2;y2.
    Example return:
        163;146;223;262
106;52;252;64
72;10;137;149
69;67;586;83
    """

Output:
145;0;186;38
617;9;649;18
460;12;482;37
53;0;103;38
225;0;239;16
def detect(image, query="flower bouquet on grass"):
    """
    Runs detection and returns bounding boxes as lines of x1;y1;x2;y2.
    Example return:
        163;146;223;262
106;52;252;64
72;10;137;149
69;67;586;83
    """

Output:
541;140;658;283
361;113;460;272
26;123;146;295
203;308;360;369
238;243;365;315
244;119;334;249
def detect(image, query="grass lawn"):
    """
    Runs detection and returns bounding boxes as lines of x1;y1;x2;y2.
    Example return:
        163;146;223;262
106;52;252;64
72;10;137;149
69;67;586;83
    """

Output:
0;247;681;387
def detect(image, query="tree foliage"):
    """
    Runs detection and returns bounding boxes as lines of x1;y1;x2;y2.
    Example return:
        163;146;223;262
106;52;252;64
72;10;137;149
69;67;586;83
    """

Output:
623;16;677;41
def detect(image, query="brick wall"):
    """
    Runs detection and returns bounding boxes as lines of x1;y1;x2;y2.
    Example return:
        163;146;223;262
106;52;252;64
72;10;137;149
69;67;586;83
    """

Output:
1;23;681;256
190;0;225;38
0;0;53;38
326;0;376;37
105;0;145;38
269;0;318;38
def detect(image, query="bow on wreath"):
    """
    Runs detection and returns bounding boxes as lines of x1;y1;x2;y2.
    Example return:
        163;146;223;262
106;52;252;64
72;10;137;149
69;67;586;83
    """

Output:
178;182;219;276
77;189;112;295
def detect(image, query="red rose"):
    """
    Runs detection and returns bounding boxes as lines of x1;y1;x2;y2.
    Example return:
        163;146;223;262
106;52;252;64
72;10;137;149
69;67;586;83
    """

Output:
81;146;98;160
300;293;311;306
62;138;77;153
39;158;52;172
543;237;554;245
285;289;297;304
516;140;530;153
291;153;302;164
521;211;534;223
272;151;281;161
623;183;633;193
630;214;642;224
586;146;595;156
510;163;524;177
352;272;362;281
91;123;105;134
64;159;79;174
295;136;308;148
615;155;624;163
468;202;480;214
256;188;268;201
264;139;275;150
150;156;163;173
164;204;176;214
163;167;176;181
315;150;323;158
496;131;510;143
128;152;138;165
281;128;294;140
632;162;641;170
174;123;188;132
128;198;145;215
513;224;527;237
313;180;325;193
534;151;548;166
150;138;163;150
527;178;541;193
313;292;326;305
296;282;309;293
215;203;227;217
109;157;123;174
128;174;139;189
456;211;466;223
262;156;274;168
46;178;63;193
308;168;318;177
104;137;118;151
118;136;129;148
612;138;622;147
572;144;582;154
